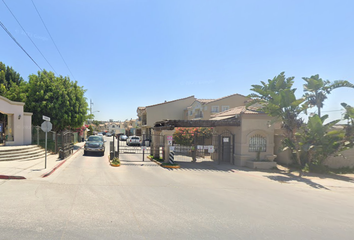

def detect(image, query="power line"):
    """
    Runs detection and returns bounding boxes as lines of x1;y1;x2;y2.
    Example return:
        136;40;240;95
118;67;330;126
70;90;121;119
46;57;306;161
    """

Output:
31;0;76;80
0;20;42;70
2;0;57;74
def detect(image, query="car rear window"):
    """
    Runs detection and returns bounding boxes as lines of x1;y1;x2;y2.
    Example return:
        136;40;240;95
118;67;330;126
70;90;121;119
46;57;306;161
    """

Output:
131;137;139;139
88;136;101;141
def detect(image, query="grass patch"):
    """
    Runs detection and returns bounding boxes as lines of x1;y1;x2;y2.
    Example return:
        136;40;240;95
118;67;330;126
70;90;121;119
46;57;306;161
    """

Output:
149;155;164;162
111;157;120;165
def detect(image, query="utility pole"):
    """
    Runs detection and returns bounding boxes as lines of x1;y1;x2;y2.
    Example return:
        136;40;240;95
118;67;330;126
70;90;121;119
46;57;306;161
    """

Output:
90;99;93;116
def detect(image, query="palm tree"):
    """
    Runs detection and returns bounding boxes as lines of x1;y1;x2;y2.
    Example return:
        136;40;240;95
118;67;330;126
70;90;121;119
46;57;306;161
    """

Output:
249;72;306;176
303;75;354;117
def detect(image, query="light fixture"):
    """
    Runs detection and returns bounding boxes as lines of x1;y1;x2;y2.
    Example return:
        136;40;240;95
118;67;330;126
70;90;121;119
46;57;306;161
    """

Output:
18;114;21;120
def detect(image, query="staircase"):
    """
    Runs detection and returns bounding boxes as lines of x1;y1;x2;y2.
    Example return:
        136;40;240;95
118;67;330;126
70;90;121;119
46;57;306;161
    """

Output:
0;145;46;161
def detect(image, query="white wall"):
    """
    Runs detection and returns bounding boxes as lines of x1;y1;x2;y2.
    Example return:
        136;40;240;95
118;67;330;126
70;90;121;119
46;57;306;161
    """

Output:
0;96;32;145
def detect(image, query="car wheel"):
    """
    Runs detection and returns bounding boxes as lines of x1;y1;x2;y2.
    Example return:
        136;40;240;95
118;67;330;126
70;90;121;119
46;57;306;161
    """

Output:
84;150;87;155
101;152;104;156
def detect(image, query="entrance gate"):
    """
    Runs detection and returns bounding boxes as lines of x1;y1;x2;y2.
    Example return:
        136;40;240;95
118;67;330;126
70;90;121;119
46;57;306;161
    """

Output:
117;134;152;161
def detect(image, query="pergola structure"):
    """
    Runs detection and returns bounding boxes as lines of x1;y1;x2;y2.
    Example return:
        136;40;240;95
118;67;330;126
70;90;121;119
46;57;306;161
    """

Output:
151;118;240;163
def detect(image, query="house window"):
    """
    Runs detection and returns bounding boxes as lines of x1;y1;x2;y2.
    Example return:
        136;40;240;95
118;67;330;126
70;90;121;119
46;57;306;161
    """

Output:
211;106;219;113
195;109;203;118
189;110;193;116
222;106;229;112
249;134;266;152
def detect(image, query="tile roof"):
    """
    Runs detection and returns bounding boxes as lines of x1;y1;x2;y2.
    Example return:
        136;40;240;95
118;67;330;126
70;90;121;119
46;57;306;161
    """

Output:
200;93;248;104
146;95;195;108
210;105;264;118
197;99;215;103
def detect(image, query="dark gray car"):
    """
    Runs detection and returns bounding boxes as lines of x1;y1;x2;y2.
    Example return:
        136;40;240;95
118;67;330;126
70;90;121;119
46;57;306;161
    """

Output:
84;135;105;156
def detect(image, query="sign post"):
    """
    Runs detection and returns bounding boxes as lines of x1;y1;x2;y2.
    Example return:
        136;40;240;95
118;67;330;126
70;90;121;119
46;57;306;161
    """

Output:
41;116;52;169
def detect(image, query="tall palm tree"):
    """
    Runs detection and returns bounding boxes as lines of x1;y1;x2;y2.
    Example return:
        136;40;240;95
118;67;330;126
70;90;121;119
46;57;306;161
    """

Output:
303;75;354;117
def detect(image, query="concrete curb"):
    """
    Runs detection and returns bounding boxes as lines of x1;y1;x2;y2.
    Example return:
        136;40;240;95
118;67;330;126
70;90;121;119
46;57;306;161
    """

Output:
0;175;26;180
147;156;180;169
41;159;67;178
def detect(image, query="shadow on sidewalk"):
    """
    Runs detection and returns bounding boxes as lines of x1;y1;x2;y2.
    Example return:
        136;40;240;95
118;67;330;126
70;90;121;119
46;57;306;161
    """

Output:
265;173;330;190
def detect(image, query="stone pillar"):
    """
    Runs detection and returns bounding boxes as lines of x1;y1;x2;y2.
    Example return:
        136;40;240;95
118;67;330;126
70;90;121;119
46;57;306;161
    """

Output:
152;130;161;159
162;130;175;163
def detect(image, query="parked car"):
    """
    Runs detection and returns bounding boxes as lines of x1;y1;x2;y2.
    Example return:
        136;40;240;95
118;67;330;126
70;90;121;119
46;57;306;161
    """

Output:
126;136;141;146
84;135;105;156
119;135;128;141
106;132;112;137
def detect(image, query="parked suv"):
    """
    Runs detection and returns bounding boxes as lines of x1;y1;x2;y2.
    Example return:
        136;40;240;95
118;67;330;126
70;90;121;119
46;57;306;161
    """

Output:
84;135;105;156
126;136;141;146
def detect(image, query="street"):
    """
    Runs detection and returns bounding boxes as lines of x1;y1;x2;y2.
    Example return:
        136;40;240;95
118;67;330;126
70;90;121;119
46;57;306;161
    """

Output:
1;138;354;240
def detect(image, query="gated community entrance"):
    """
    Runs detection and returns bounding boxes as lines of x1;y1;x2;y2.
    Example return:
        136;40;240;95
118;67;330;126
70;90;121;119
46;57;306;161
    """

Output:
114;119;240;164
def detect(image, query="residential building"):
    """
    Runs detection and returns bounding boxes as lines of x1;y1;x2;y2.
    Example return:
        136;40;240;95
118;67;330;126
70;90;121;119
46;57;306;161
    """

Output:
185;93;249;120
137;95;196;137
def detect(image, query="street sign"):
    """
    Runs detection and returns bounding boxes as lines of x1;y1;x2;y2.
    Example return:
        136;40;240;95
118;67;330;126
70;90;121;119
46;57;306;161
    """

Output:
42;115;50;121
41;121;52;132
167;136;173;145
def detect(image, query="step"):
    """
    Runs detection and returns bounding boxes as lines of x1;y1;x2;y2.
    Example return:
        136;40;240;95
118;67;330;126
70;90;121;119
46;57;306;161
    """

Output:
0;145;47;162
0;147;45;158
0;149;46;160
0;153;46;162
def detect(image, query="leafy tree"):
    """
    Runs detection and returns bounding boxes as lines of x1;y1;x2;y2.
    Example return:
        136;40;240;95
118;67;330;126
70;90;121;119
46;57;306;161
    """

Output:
173;127;213;146
249;72;354;176
0;62;26;101
25;70;89;132
297;115;348;169
248;72;307;176
302;74;354;117
92;120;100;126
0;61;24;90
87;125;94;136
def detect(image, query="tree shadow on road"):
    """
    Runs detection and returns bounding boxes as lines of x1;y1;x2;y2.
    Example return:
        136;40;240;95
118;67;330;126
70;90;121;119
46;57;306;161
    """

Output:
265;174;330;190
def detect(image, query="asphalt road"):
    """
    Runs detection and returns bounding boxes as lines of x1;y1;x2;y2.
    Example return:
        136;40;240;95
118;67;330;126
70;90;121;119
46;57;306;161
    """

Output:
1;138;354;239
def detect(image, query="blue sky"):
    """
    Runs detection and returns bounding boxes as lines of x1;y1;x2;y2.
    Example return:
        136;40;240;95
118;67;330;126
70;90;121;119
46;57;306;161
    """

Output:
1;0;354;122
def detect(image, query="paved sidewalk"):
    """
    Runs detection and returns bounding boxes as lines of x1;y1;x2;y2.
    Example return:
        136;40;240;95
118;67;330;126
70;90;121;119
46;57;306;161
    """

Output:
0;142;85;180
174;156;354;191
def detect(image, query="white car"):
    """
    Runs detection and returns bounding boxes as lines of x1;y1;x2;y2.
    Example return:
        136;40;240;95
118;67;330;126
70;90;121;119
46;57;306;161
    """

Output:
126;136;141;146
106;132;112;137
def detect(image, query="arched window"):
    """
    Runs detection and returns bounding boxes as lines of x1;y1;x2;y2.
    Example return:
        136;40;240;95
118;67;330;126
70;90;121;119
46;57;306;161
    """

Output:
249;134;266;152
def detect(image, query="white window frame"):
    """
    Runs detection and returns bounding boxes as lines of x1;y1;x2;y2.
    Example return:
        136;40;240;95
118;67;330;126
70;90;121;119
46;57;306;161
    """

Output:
249;134;267;152
221;106;229;112
211;106;219;113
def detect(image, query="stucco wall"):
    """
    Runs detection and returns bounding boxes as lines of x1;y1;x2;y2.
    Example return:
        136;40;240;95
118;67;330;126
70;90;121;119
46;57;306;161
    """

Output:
146;96;195;127
204;95;248;120
322;149;354;169
235;114;275;166
0;96;26;145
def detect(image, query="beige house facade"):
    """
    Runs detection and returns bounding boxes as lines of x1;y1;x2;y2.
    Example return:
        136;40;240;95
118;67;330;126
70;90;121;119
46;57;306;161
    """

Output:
185;94;249;120
138;94;354;169
137;96;196;136
0;95;33;146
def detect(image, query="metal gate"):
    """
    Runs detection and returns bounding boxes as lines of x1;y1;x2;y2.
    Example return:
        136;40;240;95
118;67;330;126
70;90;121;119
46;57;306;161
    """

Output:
172;135;213;162
58;130;74;159
215;130;234;164
118;134;151;155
